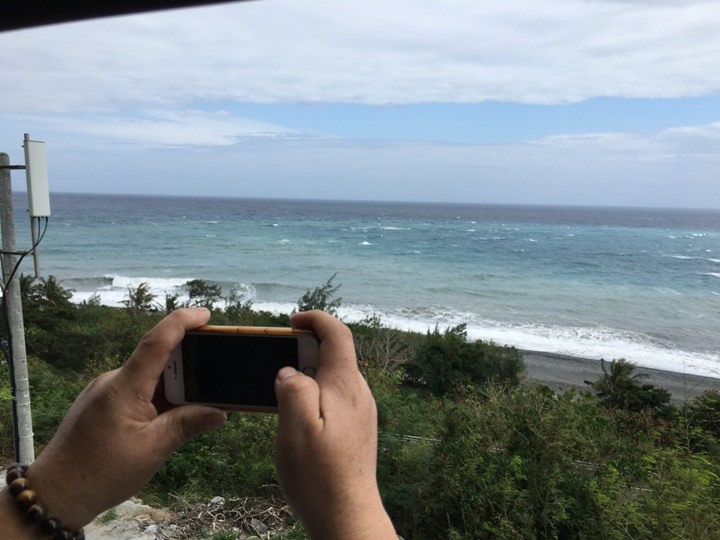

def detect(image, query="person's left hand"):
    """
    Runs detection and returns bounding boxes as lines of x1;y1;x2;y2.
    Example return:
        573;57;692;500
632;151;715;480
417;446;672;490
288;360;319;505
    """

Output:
25;308;227;530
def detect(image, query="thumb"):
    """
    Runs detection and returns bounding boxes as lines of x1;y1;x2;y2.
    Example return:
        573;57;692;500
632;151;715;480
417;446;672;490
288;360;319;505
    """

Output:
275;367;322;440
153;405;227;456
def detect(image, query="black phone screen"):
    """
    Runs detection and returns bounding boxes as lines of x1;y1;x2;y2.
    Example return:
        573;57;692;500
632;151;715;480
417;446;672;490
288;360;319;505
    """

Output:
182;333;299;407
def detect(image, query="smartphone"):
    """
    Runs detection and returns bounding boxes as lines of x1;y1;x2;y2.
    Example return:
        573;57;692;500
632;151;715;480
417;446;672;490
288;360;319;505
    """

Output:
164;325;319;412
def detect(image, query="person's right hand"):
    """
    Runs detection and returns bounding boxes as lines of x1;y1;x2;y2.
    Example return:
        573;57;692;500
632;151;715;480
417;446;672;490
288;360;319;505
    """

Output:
274;310;396;540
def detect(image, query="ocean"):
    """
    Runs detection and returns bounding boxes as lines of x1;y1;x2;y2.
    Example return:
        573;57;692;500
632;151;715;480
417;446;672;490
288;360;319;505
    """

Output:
9;192;720;378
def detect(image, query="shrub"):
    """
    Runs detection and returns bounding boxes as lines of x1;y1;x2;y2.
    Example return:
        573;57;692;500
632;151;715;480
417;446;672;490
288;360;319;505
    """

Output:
296;274;342;315
404;325;524;396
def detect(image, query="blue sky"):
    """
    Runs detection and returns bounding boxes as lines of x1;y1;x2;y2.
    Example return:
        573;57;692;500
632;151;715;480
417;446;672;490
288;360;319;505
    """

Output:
1;0;719;207
219;98;720;144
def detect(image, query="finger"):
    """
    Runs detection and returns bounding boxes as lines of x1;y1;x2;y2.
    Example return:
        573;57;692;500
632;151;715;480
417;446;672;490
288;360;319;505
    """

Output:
121;308;211;397
152;405;227;457
275;367;323;440
291;310;357;377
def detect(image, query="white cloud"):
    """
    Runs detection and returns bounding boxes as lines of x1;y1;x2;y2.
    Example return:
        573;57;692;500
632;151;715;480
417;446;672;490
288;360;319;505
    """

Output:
1;1;717;208
15;109;311;147
1;0;719;113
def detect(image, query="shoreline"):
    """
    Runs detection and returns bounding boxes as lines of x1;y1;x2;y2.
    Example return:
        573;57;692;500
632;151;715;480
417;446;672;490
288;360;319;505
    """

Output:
520;349;720;403
61;293;720;402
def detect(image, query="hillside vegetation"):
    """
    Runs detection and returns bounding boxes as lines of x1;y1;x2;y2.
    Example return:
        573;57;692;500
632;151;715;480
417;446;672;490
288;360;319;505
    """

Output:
1;276;719;539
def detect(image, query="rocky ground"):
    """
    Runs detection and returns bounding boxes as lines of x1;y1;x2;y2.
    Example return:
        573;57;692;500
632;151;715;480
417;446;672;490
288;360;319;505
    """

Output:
83;499;174;540
84;495;294;539
2;470;295;539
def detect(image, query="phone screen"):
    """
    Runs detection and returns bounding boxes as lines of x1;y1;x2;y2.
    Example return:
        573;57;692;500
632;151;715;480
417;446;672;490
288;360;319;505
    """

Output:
182;333;299;407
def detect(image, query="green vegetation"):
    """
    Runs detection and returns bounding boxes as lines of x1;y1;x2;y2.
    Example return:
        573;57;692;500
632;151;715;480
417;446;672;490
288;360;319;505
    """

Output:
586;358;674;419
122;282;156;319
296;273;342;315
96;508;119;525
1;276;719;538
186;279;223;309
404;324;524;396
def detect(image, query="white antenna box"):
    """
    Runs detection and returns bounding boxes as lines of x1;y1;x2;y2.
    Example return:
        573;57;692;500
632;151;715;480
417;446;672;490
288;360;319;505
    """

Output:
23;137;51;217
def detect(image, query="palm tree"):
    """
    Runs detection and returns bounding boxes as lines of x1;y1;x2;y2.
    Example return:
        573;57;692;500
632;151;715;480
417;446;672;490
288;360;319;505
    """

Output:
123;282;156;318
30;275;74;309
18;273;36;304
590;358;647;402
587;358;673;416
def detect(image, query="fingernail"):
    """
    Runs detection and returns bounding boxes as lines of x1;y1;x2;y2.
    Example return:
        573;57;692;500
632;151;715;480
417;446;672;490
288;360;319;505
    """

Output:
277;366;299;381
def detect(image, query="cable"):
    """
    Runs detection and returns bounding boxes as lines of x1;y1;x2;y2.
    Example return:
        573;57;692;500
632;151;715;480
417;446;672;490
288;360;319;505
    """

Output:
0;216;48;296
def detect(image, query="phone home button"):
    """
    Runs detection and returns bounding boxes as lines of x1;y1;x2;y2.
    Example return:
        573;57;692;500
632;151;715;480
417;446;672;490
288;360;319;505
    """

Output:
302;367;317;377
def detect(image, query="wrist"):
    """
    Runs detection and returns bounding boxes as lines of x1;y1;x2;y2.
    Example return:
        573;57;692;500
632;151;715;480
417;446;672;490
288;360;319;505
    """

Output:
25;448;102;531
25;461;90;530
307;485;396;540
3;463;88;538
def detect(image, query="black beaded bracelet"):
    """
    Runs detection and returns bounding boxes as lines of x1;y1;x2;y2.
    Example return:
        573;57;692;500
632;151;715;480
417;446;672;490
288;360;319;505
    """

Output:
5;464;85;540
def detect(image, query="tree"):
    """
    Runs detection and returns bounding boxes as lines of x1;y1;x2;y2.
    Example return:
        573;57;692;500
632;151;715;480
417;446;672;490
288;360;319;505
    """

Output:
224;283;253;320
163;292;181;314
688;390;720;439
122;282;156;319
29;275;74;310
297;273;342;315
18;273;36;304
587;359;672;417
186;279;222;309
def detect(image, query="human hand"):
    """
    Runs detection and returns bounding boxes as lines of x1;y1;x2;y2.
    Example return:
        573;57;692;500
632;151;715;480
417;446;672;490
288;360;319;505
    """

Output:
18;308;227;531
274;310;396;539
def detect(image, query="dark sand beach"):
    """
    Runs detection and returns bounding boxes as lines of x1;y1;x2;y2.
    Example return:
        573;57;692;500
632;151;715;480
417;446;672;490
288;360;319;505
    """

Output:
521;350;720;403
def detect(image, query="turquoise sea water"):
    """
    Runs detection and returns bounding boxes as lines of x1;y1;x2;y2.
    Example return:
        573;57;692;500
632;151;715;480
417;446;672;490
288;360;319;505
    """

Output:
11;193;720;377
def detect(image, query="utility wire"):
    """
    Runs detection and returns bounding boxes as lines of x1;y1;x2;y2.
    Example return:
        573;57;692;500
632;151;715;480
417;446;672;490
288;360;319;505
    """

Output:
0;216;48;296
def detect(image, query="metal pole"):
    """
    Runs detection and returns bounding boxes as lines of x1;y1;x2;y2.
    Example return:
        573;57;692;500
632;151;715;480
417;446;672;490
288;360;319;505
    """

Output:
0;152;34;464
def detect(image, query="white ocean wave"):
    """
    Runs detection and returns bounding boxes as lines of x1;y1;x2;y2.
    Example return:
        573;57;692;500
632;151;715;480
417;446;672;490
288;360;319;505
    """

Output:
337;304;720;380
102;275;193;290
66;276;720;380
253;300;298;314
72;275;195;308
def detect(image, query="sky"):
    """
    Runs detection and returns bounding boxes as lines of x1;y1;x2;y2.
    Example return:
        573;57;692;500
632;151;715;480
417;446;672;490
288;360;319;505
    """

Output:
1;0;719;208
